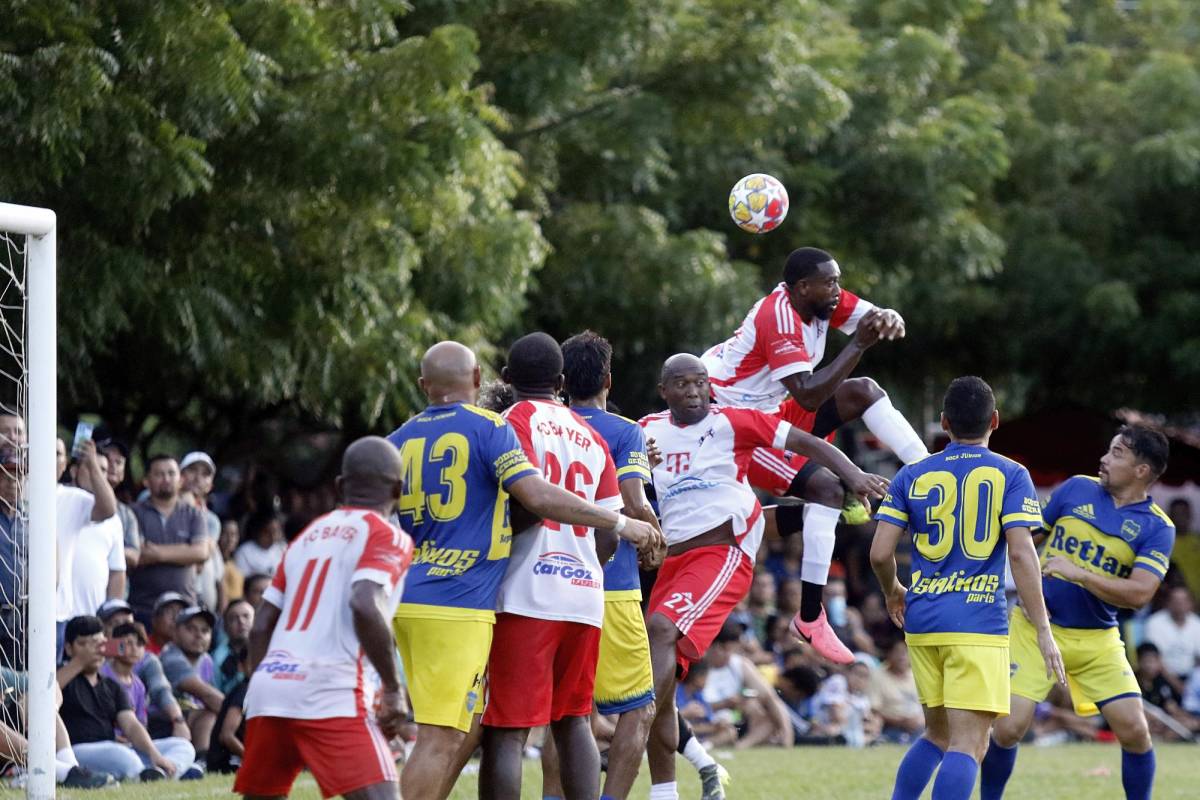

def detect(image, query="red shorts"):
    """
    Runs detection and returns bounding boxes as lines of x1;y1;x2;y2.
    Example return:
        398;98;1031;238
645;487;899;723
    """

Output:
483;613;602;728
234;715;396;798
747;400;833;495
646;545;754;669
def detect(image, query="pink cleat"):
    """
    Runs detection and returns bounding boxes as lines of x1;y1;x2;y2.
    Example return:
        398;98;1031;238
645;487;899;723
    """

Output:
790;608;855;664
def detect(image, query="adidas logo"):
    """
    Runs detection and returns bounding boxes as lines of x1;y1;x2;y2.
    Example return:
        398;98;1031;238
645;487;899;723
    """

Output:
1073;503;1096;520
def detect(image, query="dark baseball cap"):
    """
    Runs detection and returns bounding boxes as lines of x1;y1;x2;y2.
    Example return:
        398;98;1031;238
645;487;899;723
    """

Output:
153;591;190;615
96;598;133;621
175;606;216;629
96;438;130;459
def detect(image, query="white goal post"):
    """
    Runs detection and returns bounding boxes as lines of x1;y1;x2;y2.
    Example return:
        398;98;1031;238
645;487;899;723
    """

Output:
0;202;56;800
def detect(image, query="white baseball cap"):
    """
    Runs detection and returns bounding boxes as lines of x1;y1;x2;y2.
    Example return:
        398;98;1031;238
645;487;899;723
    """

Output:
179;451;216;474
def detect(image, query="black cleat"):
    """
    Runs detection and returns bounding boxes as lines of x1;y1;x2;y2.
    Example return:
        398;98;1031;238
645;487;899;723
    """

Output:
62;766;117;789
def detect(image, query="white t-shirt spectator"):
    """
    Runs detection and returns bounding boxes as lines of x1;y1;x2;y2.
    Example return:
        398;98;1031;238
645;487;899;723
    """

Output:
58;515;124;620
55;486;96;622
234;540;286;579
1144;609;1200;677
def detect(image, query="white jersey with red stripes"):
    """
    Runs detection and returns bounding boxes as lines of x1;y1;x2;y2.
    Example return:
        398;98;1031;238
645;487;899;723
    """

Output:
498;399;623;628
639;406;792;562
245;507;413;721
701;283;874;412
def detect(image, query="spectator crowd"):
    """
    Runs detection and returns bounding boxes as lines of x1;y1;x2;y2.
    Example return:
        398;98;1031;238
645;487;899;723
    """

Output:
1;410;1199;786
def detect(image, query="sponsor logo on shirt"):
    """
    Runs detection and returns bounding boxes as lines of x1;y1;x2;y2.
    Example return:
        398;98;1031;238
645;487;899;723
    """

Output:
532;551;601;589
661;475;720;501
257;649;307;681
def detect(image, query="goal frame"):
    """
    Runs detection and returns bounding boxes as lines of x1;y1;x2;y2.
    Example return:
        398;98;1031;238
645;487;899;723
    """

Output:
0;202;56;800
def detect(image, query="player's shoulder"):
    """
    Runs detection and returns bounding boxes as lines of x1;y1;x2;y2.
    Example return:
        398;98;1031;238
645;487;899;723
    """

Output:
983;449;1035;477
638;409;672;429
1054;474;1101;497
1148;502;1175;531
459;403;507;428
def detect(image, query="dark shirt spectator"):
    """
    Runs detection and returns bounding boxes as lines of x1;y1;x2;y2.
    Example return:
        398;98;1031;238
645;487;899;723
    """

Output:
206;671;248;774
128;456;207;620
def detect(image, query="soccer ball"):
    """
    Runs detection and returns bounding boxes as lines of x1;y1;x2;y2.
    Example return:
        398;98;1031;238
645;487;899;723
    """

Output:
728;173;789;234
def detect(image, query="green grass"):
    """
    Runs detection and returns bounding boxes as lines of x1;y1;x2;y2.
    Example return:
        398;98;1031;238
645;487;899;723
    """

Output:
28;743;1200;799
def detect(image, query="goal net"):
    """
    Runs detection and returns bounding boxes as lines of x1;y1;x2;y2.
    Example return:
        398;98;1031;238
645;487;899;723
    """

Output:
0;202;56;799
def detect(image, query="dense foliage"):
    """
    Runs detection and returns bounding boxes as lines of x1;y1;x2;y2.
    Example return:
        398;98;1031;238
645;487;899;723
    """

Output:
2;0;1198;456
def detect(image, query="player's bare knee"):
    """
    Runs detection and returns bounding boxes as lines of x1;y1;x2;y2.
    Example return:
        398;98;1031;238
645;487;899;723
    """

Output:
646;612;679;647
837;377;885;417
804;469;845;508
1116;719;1152;753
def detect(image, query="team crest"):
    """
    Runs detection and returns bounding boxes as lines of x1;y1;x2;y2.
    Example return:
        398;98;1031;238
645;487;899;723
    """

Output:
1119;519;1141;541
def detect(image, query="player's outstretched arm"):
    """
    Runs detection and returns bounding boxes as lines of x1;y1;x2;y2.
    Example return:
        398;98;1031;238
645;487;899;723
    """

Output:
779;308;883;411
869;521;907;629
349;580;407;737
1041;554;1161;609
247;601;281;674
1008;527;1067;685
782;426;889;503
507;474;660;549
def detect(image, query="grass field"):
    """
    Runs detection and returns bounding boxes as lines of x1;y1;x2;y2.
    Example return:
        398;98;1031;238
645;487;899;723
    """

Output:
31;743;1200;799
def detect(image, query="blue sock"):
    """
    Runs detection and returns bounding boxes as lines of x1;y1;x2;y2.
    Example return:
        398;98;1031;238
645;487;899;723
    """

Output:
1121;749;1155;800
980;737;1018;800
601;796;616;800
891;737;945;800
931;751;978;800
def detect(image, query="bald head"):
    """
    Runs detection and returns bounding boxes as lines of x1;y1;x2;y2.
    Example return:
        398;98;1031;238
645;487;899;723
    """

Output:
419;341;480;405
338;436;403;511
659;353;710;425
660;353;706;383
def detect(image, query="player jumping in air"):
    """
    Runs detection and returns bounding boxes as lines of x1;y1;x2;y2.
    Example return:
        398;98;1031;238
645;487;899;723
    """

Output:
236;436;414;800
388;341;662;800
979;425;1174;800
702;246;928;660
480;332;661;800
870;377;1065;800
639;353;888;800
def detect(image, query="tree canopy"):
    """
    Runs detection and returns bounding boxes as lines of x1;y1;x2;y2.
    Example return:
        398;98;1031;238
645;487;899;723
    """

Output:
2;0;1198;458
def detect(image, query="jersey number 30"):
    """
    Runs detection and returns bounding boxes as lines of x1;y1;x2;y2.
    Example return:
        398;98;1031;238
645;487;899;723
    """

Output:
398;433;469;524
909;466;1004;562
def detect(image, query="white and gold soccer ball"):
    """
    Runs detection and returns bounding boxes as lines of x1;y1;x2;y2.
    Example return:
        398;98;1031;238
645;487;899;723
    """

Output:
728;173;789;234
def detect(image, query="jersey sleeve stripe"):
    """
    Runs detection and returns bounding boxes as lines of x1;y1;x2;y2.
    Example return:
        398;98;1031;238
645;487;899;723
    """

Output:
616;463;651;481
875;507;909;524
752;449;795;480
1000;512;1044;528
1133;556;1168;577
771;421;791;450
498;461;538;484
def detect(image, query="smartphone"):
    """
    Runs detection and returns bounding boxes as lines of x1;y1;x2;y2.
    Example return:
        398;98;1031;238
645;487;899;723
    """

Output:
101;639;125;658
71;421;94;457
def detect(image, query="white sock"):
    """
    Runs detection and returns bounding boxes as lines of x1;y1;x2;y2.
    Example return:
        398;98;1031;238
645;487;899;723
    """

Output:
650;781;679;800
861;396;929;464
683;736;715;770
801;503;840;584
54;747;78;782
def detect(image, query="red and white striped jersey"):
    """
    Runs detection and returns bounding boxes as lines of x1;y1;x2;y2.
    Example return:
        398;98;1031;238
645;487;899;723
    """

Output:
245;507;413;721
639;406;792;561
701;283;873;412
498;399;623;628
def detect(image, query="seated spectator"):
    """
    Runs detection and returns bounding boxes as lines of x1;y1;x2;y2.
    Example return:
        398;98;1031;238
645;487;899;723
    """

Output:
775;665;822;741
676;661;737;748
206;646;251;774
147;592;189;655
242;573;271;610
160;606;223;763
1144;586;1200;681
1182;659;1200;718
128;455;207;625
212;599;254;694
219;520;244;604
97;438;140;571
233;511;285;578
868;639;924;743
746;570;777;646
824;577;876;656
703;622;793;749
0;447;26;671
1137;642;1200;739
763;534;804;590
96;599;190;743
857;593;895;652
56;615;196;781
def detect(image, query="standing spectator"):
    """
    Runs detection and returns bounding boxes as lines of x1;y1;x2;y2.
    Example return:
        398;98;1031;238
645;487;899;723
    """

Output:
1169;499;1200;597
206;646;250;774
128;455;206;625
218;520;244;604
96;599;190;743
146;592;189;656
160;606;223;767
0;413;23;447
56;439;117;655
98;439;141;570
180;452;223;613
59;452;125;628
212;599;253;694
56;615;193;781
867;639;924;742
1144;586;1200;680
0;448;25;669
233;511;285;578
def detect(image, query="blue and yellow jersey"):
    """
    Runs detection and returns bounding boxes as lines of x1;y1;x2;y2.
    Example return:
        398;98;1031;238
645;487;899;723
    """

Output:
387;402;538;621
572;407;652;598
1039;475;1175;629
874;443;1043;643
